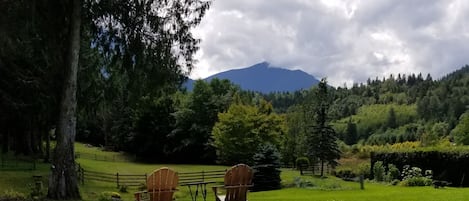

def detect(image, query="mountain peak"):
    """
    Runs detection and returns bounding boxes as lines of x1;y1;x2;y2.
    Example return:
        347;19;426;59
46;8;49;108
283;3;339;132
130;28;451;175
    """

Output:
251;61;270;68
186;62;319;93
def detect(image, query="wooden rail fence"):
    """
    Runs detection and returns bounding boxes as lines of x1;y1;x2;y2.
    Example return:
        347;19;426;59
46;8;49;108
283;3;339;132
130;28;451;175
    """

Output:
76;166;226;188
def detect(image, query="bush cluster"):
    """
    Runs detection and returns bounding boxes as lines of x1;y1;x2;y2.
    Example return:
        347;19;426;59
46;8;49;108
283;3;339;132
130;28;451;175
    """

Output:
372;161;401;183
98;192;121;201
295;157;310;169
0;190;27;201
371;150;469;186
399;165;433;187
333;169;356;180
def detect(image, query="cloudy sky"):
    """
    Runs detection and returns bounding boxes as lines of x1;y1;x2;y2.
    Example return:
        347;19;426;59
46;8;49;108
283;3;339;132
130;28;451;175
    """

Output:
190;0;469;87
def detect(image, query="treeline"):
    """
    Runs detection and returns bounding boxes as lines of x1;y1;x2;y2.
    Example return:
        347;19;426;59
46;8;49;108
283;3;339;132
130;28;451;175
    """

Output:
3;26;469;166
279;66;469;152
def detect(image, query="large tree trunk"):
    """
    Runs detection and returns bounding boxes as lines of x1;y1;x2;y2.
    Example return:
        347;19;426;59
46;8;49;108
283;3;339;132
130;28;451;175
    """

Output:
44;128;51;163
47;0;81;199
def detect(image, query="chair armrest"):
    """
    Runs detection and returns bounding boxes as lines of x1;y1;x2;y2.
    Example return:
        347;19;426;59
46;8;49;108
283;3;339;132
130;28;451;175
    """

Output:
212;185;222;196
147;189;179;193
134;189;178;201
221;185;253;189
212;185;225;201
134;191;147;201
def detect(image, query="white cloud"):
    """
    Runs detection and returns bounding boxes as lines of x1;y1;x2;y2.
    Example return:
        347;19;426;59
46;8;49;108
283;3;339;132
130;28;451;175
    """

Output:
191;0;469;86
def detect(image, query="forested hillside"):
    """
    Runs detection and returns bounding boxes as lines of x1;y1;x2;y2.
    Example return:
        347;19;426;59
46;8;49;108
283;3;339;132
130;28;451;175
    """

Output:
279;65;469;151
2;61;469;165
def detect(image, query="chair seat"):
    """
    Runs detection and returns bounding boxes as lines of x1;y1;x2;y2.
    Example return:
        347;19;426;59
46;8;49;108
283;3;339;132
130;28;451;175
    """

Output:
216;195;248;201
216;195;225;201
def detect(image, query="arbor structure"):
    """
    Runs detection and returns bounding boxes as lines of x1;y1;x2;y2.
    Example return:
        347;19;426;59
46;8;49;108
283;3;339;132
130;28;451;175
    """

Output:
305;78;340;176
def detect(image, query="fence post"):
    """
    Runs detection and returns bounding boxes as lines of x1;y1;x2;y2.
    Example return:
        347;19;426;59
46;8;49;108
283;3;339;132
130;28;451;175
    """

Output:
360;175;364;190
116;172;119;188
81;168;85;185
202;170;205;182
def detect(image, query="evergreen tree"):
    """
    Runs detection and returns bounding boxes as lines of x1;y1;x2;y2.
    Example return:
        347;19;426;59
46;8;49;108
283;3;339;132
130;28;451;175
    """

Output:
252;143;282;191
345;118;358;145
386;107;397;129
305;78;340;176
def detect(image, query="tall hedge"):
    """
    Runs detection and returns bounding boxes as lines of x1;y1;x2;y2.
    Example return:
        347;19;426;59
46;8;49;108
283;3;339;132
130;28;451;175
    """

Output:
371;151;469;186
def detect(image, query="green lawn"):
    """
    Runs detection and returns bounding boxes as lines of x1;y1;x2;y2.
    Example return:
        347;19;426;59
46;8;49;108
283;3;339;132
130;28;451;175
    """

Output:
250;185;468;201
1;143;469;201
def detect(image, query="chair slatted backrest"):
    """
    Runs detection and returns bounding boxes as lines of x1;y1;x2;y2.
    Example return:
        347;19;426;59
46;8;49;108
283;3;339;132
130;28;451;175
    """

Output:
224;164;253;201
147;167;179;201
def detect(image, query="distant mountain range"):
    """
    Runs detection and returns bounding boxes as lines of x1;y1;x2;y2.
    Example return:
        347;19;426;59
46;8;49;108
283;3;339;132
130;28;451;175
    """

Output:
185;62;320;93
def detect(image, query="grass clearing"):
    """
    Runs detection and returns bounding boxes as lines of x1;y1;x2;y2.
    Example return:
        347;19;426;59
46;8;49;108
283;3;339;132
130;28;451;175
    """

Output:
2;143;469;201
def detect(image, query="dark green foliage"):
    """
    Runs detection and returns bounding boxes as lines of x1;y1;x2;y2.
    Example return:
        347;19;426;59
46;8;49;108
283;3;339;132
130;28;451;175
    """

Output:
0;0;65;156
212;101;285;165
373;161;385;182
132;96;175;162
400;177;432;186
305;78;341;176
0;189;27;201
345;118;358;145
386;164;400;182
333;169;356;180
371;151;469;187
282;105;308;166
451;112;469;145
400;166;432;186
386;107;397;129
366;123;422;145
252;144;282;191
358;163;372;179
295;157;310;169
265;66;469;148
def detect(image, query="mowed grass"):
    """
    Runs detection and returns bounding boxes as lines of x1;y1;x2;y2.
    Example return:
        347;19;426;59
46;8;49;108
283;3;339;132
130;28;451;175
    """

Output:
2;143;469;201
250;185;469;201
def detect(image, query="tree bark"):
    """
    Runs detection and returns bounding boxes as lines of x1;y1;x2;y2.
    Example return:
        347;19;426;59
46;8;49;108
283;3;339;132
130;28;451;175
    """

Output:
44;128;51;163
47;0;81;199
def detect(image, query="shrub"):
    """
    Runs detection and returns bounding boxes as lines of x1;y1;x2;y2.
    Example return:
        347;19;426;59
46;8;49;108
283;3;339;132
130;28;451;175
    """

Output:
385;164;400;182
98;191;121;201
293;177;315;188
252;143;282;191
373;161;385;182
371;150;469;186
358;163;371;179
0;190;27;201
400;177;432;186
118;185;128;193
295;157;310;169
401;165;422;180
390;179;400;186
333;169;356;180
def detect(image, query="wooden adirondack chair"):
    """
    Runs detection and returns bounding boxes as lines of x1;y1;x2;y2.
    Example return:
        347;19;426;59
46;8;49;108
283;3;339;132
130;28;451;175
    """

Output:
212;164;253;201
134;167;179;201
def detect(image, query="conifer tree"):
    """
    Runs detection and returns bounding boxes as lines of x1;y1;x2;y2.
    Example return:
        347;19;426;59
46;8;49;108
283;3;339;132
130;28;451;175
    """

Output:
306;78;340;176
